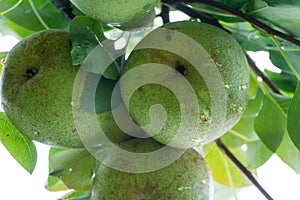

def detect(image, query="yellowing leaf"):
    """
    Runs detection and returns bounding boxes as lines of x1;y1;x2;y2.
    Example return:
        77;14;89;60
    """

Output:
204;143;251;188
49;149;96;191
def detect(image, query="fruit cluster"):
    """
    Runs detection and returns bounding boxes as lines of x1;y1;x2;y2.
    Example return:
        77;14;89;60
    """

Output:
0;1;249;199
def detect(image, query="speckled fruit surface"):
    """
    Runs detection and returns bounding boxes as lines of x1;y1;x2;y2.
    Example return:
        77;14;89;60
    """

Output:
120;21;249;148
0;30;128;148
70;0;159;24
91;138;213;200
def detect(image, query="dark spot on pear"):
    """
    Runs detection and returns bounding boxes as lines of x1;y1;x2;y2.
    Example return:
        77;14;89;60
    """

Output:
165;29;173;41
138;87;143;92
175;62;187;76
24;67;38;79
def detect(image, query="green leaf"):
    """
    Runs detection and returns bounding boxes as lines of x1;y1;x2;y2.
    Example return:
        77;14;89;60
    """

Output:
221;131;247;149
70;16;106;42
246;0;300;38
204;143;252;187
246;140;273;169
269;48;300;74
276;131;300;174
265;69;297;93
49;149;96;190
5;19;35;38
271;93;292;113
220;22;273;52
213;183;242;200
45;176;69;192
249;75;259;98
0;0;68;32
79;73;121;114
95;78;122;114
0;112;37;174
46;147;70;191
69;16;120;80
243;89;264;118
240;38;265;52
224;117;259;146
70;17;99;66
287;84;300;150
189;0;248;23
59;190;92;200
79;44;120;80
254;95;286;152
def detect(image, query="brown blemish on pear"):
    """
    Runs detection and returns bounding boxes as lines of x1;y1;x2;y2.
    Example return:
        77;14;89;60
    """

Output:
120;21;249;148
91;138;212;200
1;30;129;148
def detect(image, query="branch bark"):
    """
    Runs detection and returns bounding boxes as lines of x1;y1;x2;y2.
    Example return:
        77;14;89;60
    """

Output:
158;4;171;24
168;1;283;96
160;1;278;199
216;139;274;200
50;0;75;20
162;0;300;47
246;54;282;95
163;0;283;94
172;2;226;31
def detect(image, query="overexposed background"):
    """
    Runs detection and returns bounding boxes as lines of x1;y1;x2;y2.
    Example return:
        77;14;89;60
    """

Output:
1;13;300;199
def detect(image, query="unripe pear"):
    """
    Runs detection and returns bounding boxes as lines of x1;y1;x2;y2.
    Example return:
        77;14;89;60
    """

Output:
120;21;249;148
0;30;129;148
116;8;156;31
91;138;213;200
70;0;159;27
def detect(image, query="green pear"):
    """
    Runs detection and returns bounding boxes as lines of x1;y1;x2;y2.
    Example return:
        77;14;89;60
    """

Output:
91;138;212;200
116;8;156;31
120;21;250;148
0;30;129;148
70;0;159;25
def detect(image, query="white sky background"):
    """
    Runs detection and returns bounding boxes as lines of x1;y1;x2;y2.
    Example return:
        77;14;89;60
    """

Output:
1;12;300;200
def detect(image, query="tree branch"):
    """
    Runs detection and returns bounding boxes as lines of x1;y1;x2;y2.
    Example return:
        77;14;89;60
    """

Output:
162;0;283;95
216;139;274;200
162;0;300;47
246;54;282;94
159;2;278;198
50;0;75;20
158;4;171;24
171;2;227;31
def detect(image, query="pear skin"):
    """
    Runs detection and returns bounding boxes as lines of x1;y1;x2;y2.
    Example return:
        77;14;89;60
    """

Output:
70;0;159;24
0;30;129;148
92;138;213;200
120;21;249;148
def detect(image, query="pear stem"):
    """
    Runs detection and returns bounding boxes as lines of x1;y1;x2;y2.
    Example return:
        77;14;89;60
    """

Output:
215;139;274;200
